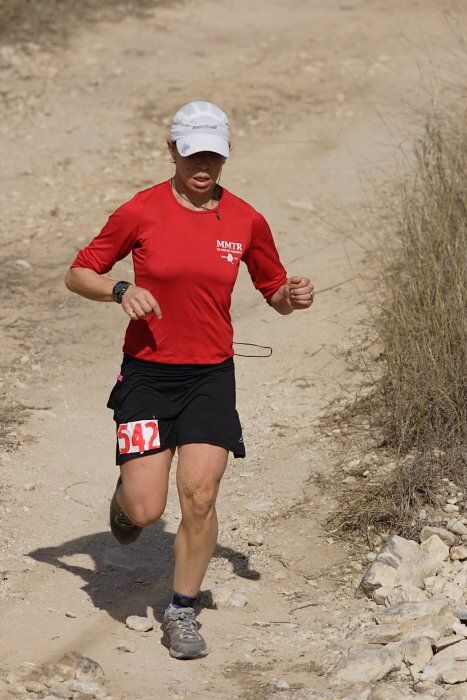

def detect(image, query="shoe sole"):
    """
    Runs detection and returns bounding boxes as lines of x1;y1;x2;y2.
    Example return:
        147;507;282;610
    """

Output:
168;647;208;660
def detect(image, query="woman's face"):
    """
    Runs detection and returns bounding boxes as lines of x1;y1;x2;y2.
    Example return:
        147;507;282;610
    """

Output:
168;140;226;195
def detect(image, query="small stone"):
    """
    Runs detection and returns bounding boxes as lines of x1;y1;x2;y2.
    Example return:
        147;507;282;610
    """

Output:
450;546;467;561
420;526;456;547
273;570;287;581
274;678;290;690
247;533;264;546
23;483;36;492
351;560;363;572
16;259;32;269
447;519;467;536
65;611;77;618
125;615;154;632
65;678;107;696
366;552;377;562
116;639;136;653
228;592;248;608
447;497;459;505
444;504;460;513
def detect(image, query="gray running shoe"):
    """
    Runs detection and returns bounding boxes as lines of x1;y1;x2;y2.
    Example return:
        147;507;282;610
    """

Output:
109;477;142;545
161;606;208;659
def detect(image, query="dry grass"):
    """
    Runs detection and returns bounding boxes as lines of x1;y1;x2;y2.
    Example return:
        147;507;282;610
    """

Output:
377;113;466;454
329;108;466;537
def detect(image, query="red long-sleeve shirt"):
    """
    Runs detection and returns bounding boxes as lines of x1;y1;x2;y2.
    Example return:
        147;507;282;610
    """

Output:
70;179;287;364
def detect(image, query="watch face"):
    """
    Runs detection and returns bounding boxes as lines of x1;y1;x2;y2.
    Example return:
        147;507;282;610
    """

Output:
113;281;129;302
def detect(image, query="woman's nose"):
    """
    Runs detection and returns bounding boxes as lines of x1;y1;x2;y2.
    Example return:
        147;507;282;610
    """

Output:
194;152;210;167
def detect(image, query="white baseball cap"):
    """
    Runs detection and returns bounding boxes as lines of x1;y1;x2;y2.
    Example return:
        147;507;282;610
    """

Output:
170;101;230;158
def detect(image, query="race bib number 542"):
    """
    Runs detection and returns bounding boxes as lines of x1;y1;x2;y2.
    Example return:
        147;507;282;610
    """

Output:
117;420;160;455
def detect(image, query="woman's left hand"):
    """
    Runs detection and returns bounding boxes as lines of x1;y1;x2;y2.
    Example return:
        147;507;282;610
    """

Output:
284;276;314;310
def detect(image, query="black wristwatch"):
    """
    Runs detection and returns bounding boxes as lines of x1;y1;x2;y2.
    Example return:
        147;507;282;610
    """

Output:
112;280;132;304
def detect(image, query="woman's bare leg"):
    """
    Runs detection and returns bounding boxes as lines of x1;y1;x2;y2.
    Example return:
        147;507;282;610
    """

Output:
117;447;176;527
173;443;228;596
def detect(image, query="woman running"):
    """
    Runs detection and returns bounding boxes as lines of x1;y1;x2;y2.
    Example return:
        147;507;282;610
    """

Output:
65;100;314;660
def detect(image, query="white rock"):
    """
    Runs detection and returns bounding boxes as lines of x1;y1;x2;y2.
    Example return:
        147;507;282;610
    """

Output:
65;611;77;618
420;526;456;546
275;678;290;690
428;638;467;684
208;587;248;608
444;504;460;513
447;519;467;536
359;535;445;600
403;636;433;670
420;534;450;566
374;597;457;642
434;635;464;651
372;586;393;605
342;624;402;650
386;585;428;606
330;645;403;683
228;592;248;607
450;546;467;561
23;483;36;492
63;678;107;696
125;615;153;632
247;533;264;546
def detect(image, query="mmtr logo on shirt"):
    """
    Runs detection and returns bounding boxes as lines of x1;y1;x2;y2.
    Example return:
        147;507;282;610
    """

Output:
216;240;243;264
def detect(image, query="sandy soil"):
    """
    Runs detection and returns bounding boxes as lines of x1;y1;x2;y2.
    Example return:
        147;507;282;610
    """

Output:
0;1;465;697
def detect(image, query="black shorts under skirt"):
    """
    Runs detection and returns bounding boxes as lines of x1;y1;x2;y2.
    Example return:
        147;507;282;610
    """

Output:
107;354;246;466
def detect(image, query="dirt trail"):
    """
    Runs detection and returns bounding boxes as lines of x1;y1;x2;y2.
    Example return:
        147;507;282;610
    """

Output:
0;1;464;698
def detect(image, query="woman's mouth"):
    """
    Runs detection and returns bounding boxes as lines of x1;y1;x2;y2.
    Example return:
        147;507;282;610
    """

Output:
192;175;212;189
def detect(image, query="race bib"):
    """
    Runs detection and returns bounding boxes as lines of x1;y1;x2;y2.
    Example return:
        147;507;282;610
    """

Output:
117;420;160;455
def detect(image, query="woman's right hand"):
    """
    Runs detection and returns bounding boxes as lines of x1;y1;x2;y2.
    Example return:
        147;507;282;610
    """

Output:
122;285;162;320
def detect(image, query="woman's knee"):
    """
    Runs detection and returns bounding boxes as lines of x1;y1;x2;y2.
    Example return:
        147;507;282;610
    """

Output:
179;481;218;523
123;500;165;527
118;484;166;526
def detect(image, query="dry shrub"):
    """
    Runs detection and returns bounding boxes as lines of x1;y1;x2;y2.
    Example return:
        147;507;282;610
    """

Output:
378;113;466;454
330;109;466;537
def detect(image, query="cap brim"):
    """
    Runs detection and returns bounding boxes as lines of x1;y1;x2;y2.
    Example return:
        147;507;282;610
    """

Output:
175;133;230;158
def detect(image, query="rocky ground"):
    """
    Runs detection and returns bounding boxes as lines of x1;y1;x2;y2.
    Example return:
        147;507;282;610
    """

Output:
0;1;465;698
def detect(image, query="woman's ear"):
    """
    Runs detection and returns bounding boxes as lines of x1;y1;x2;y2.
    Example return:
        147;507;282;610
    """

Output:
167;139;176;162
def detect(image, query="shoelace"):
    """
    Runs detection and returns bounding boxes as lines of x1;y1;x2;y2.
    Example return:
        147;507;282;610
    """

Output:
115;509;134;528
172;611;200;640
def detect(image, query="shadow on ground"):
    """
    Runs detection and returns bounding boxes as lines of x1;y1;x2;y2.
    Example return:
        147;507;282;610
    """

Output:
29;520;260;623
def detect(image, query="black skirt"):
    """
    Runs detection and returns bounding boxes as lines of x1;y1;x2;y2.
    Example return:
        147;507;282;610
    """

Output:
107;354;245;465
